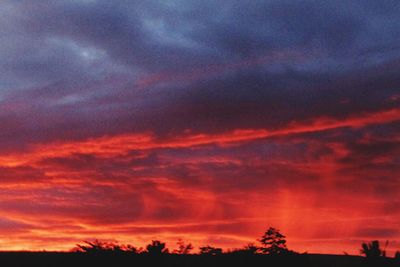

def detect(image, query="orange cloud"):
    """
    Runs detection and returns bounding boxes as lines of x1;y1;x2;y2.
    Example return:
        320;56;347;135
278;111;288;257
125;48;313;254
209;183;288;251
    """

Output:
1;108;398;167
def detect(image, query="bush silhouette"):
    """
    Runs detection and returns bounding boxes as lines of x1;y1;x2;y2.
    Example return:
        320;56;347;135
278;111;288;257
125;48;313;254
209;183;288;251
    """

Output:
199;245;223;255
230;243;260;255
395;251;400;261
258;227;289;255
360;240;386;259
74;240;140;254
172;239;194;254
75;240;116;253
146;240;169;255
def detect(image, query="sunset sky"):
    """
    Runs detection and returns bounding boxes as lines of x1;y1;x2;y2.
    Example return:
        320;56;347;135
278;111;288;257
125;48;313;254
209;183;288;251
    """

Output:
0;0;399;255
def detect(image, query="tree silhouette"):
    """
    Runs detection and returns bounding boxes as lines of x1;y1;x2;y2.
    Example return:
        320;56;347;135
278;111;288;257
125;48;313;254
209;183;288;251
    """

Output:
146;240;169;255
199;245;223;255
395;251;400;261
360;240;386;258
258;227;288;255
172;239;193;254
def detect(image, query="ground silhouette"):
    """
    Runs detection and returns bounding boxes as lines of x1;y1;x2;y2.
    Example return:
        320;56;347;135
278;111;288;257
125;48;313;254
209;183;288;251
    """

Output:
0;228;399;267
0;251;398;267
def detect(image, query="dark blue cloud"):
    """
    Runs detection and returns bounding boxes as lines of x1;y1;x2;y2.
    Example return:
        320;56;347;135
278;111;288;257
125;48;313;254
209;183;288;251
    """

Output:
0;0;399;147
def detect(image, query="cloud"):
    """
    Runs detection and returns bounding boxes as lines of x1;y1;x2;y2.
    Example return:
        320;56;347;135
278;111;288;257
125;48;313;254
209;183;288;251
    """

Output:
0;0;399;254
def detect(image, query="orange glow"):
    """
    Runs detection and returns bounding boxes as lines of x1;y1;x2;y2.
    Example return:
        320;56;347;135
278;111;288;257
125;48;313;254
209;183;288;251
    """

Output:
0;108;399;254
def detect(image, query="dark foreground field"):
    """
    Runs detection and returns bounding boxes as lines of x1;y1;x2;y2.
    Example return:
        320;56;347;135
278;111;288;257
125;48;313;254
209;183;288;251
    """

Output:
0;252;398;267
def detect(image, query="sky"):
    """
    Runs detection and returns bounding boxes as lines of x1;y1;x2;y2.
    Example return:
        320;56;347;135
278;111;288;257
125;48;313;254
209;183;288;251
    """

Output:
0;0;399;255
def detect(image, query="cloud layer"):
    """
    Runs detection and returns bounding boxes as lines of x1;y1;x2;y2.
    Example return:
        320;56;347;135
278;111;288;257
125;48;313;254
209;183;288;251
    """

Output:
0;0;399;255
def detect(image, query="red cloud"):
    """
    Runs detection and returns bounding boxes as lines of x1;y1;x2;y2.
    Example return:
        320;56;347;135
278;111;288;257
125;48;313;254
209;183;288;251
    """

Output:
0;108;398;254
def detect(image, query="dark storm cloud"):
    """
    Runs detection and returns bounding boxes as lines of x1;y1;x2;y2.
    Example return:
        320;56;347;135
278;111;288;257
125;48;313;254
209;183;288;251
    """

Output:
1;0;400;148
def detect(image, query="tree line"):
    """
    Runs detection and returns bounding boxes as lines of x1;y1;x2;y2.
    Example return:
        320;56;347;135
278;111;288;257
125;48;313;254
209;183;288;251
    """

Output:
73;227;291;255
73;227;400;260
